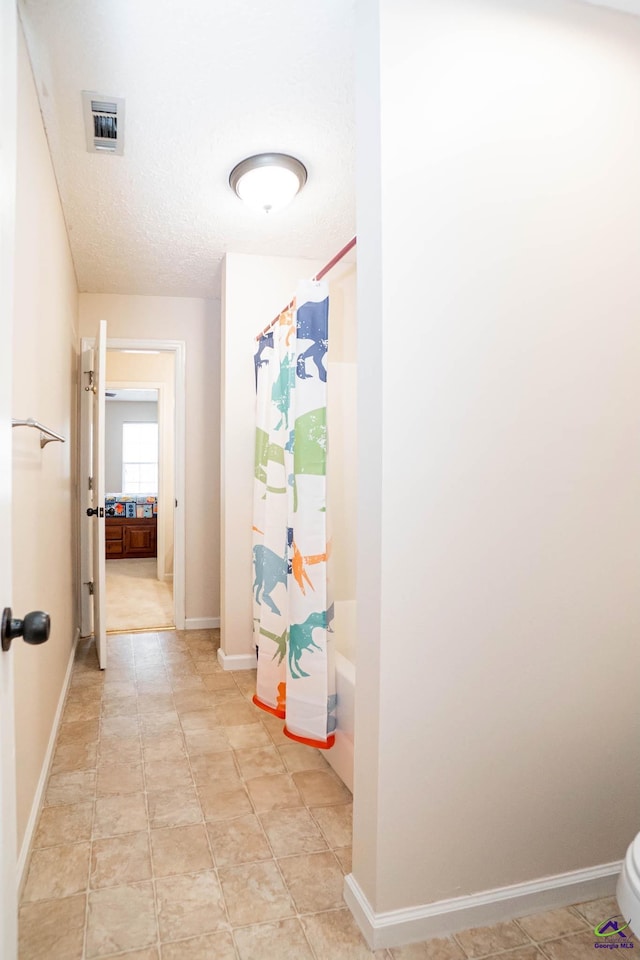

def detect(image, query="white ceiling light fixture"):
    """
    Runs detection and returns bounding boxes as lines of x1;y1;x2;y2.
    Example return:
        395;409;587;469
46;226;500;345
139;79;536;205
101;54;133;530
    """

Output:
229;153;307;214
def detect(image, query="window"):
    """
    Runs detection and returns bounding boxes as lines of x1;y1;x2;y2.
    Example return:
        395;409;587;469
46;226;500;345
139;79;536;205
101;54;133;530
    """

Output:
122;422;158;494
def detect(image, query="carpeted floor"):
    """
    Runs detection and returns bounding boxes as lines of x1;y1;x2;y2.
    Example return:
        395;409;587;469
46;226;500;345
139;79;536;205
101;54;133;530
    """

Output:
106;558;174;632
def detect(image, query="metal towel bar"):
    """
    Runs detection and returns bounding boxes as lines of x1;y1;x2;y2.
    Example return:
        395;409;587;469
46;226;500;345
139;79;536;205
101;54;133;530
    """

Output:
12;418;66;448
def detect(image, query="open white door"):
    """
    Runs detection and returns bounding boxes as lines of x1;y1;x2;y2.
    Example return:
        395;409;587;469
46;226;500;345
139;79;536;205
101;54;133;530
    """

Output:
90;321;107;669
0;0;18;955
79;346;94;639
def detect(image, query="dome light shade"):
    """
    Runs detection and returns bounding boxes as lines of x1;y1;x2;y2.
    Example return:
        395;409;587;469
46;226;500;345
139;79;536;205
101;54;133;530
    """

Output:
229;153;307;213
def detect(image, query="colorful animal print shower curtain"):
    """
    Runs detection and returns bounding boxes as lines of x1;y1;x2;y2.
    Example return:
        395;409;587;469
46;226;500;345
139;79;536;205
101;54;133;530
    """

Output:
252;279;336;748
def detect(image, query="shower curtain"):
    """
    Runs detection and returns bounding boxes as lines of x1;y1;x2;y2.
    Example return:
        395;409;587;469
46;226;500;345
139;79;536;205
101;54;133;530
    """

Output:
252;279;336;748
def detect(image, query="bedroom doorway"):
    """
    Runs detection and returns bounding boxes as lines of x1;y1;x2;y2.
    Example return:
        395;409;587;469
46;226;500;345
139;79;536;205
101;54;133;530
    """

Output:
79;337;186;640
103;383;174;632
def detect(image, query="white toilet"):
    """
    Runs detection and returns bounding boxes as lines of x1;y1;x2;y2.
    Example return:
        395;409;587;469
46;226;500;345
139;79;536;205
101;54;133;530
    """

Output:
617;834;640;937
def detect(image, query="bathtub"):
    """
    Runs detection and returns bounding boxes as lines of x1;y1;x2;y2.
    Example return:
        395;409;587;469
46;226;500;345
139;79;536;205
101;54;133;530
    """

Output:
327;600;356;792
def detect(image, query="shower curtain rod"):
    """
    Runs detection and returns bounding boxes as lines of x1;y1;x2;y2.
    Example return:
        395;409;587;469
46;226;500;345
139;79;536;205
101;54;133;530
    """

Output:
254;235;357;341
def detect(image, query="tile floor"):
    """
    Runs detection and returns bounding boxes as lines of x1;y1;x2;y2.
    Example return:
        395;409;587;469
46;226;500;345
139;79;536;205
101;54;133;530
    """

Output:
20;629;620;959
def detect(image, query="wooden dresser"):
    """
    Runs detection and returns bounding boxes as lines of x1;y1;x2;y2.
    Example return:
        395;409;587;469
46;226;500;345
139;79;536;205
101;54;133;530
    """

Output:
105;516;157;559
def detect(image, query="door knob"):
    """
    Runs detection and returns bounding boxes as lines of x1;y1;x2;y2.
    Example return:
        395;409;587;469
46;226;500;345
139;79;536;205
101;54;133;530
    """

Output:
86;507;104;517
1;608;51;652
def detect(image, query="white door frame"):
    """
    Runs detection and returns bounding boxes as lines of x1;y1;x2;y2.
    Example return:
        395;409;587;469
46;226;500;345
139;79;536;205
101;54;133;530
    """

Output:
1;0;18;955
79;338;186;631
91;321;107;668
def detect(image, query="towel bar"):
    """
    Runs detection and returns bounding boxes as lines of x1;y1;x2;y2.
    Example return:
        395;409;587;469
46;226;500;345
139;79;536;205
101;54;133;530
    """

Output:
12;418;66;448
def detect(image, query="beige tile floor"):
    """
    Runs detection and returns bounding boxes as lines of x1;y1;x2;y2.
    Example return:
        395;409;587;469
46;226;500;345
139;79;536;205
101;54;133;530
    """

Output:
20;629;620;959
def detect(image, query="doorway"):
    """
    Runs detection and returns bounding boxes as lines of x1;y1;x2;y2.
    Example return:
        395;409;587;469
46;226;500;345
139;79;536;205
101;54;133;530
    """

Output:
103;383;174;632
79;336;187;642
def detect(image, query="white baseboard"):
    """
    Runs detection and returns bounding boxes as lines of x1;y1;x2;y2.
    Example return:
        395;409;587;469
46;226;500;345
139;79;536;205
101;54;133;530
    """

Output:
17;628;79;895
217;648;257;671
184;617;220;630
344;860;622;950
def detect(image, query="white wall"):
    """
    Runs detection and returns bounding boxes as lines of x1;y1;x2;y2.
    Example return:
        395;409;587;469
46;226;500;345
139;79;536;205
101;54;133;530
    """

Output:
221;254;324;661
353;0;640;930
79;295;220;621
105;400;158;493
12;24;79;852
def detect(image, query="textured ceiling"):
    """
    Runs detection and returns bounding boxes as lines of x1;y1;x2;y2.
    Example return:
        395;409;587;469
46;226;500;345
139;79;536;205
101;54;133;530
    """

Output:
19;0;356;298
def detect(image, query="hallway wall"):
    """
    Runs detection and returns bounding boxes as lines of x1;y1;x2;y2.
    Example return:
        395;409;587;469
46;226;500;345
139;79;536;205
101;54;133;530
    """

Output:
353;0;640;935
13;24;79;853
79;294;220;622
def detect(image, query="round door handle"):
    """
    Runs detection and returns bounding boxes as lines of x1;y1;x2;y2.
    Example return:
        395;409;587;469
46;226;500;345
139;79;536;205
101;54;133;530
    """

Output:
1;607;51;652
86;507;99;516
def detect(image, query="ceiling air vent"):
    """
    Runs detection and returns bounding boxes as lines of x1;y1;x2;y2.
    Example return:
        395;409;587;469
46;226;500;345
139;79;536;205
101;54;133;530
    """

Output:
82;91;125;156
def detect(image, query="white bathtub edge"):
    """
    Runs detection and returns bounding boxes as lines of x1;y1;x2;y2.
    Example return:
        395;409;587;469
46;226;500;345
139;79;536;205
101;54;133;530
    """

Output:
327;650;355;792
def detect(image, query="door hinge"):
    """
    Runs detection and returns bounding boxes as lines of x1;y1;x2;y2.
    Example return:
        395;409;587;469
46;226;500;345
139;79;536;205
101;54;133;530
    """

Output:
88;476;93;491
84;369;96;393
83;581;94;595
